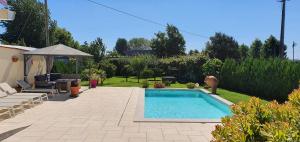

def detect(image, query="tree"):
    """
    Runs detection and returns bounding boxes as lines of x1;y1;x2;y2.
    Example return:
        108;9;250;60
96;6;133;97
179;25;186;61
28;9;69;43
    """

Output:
81;38;106;62
122;64;133;82
128;38;151;49
250;39;263;58
130;56;147;83
239;44;249;60
151;24;186;57
115;38;129;55
1;0;49;48
151;32;168;57
49;21;80;48
205;33;240;61
189;49;200;55
261;35;286;58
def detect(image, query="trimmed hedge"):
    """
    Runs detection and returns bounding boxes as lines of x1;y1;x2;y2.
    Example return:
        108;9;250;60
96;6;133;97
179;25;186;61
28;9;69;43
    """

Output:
220;58;300;102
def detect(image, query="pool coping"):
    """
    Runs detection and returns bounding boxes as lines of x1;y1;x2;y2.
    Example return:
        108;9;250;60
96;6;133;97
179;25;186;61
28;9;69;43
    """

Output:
134;88;233;123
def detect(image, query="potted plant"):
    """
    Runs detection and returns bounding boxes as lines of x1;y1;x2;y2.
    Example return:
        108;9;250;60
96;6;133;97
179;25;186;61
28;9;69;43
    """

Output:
90;73;99;88
70;81;79;97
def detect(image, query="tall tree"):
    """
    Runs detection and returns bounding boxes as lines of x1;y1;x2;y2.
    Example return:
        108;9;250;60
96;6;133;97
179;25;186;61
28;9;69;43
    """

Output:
1;0;49;48
49;21;80;48
166;24;186;57
81;38;106;62
249;39;263;58
239;44;249;60
261;35;286;58
130;56;147;83
128;38;151;49
151;32;168;57
115;38;129;55
205;33;240;61
151;24;186;57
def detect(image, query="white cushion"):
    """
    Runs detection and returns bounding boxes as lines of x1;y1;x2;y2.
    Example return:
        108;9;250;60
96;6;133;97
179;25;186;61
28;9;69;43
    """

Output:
0;83;17;95
0;90;7;98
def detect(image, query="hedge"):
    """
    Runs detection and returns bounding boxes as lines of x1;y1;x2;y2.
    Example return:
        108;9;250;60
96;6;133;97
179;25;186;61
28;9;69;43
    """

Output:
220;58;300;102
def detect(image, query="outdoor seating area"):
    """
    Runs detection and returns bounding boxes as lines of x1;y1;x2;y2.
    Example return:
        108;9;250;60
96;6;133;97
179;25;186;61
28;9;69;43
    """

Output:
0;83;48;121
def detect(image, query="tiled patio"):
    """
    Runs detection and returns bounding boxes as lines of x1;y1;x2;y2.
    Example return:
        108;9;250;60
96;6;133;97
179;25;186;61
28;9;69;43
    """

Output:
0;87;216;142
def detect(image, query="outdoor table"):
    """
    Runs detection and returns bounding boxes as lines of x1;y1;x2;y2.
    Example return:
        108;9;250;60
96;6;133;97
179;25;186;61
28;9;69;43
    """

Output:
56;79;76;93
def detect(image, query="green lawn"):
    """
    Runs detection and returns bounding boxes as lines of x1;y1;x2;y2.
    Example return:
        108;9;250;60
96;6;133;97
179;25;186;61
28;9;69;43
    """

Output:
81;76;268;104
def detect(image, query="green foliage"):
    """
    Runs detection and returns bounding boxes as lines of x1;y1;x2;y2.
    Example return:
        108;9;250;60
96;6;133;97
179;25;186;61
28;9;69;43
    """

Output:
262;35;286;58
52;60;76;74
115;38;129;55
212;89;300;142
205;32;240;61
220;58;300;101
108;58;131;76
141;69;154;79
202;58;223;77
160;53;209;83
239;44;249;60
151;24;186;57
186;83;195;89
49;21;80;48
98;60;117;78
250;39;263;58
1;0;48;48
141;80;149;88
80;38;106;62
130;56;148;83
128;38;151;49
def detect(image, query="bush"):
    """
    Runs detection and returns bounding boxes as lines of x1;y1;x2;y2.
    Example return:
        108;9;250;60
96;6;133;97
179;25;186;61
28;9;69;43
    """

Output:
98;60;117;78
141;69;154;79
154;82;165;88
202;58;223;77
160;53;209;83
52;60;76;74
212;89;300;142
220;58;300;102
186;83;195;89
163;80;171;86
141;80;149;88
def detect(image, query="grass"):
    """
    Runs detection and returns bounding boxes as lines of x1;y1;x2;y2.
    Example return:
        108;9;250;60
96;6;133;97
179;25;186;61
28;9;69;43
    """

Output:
81;76;268;104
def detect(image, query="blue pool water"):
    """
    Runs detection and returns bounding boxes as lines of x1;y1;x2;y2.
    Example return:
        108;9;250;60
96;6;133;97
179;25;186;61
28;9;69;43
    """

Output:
144;89;231;119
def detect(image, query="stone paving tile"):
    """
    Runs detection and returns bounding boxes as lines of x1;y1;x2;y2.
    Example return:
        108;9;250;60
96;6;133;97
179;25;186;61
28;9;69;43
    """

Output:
0;87;216;142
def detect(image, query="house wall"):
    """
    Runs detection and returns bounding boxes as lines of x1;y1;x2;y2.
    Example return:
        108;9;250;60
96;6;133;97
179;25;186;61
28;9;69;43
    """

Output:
0;47;25;87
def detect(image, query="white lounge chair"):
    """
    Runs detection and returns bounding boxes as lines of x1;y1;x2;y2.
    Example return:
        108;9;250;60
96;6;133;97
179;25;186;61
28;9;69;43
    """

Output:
0;102;25;117
0;83;48;102
16;80;58;97
0;106;12;119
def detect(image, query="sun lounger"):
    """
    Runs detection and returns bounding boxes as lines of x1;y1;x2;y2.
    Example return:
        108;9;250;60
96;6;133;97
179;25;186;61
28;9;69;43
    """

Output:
16;80;58;97
0;106;12;119
0;90;41;106
0;102;25;116
0;83;49;101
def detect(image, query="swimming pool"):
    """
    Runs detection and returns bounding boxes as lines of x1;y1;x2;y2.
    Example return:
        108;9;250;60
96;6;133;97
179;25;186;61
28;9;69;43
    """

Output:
135;89;232;122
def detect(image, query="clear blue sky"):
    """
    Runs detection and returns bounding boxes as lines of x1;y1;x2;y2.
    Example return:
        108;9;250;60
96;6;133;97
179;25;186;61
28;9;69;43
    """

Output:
7;0;300;59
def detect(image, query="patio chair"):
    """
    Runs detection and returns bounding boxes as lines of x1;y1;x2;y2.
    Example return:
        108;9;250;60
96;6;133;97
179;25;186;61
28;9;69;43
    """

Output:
0;102;25;117
0;106;12;119
0;90;33;108
16;80;58;97
0;83;48;102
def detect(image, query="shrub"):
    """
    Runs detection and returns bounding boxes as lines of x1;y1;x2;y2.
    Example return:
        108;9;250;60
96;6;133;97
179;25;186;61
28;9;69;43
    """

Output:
212;89;300;142
186;83;195;89
220;58;300;102
141;80;149;88
52;60;76;74
141;69;154;79
202;58;223;77
163;80;171;87
159;53;209;83
154;82;165;88
98;60;117;78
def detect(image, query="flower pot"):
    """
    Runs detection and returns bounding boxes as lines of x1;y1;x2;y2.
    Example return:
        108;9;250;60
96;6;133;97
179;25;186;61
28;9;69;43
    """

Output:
90;80;97;88
71;86;79;97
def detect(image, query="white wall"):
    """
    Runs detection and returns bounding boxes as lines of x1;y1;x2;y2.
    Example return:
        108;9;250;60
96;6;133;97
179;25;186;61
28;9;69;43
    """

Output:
0;47;25;87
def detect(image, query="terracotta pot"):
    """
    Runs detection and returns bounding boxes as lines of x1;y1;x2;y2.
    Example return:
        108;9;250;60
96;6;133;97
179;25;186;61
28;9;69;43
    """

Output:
90;80;97;88
71;87;79;97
